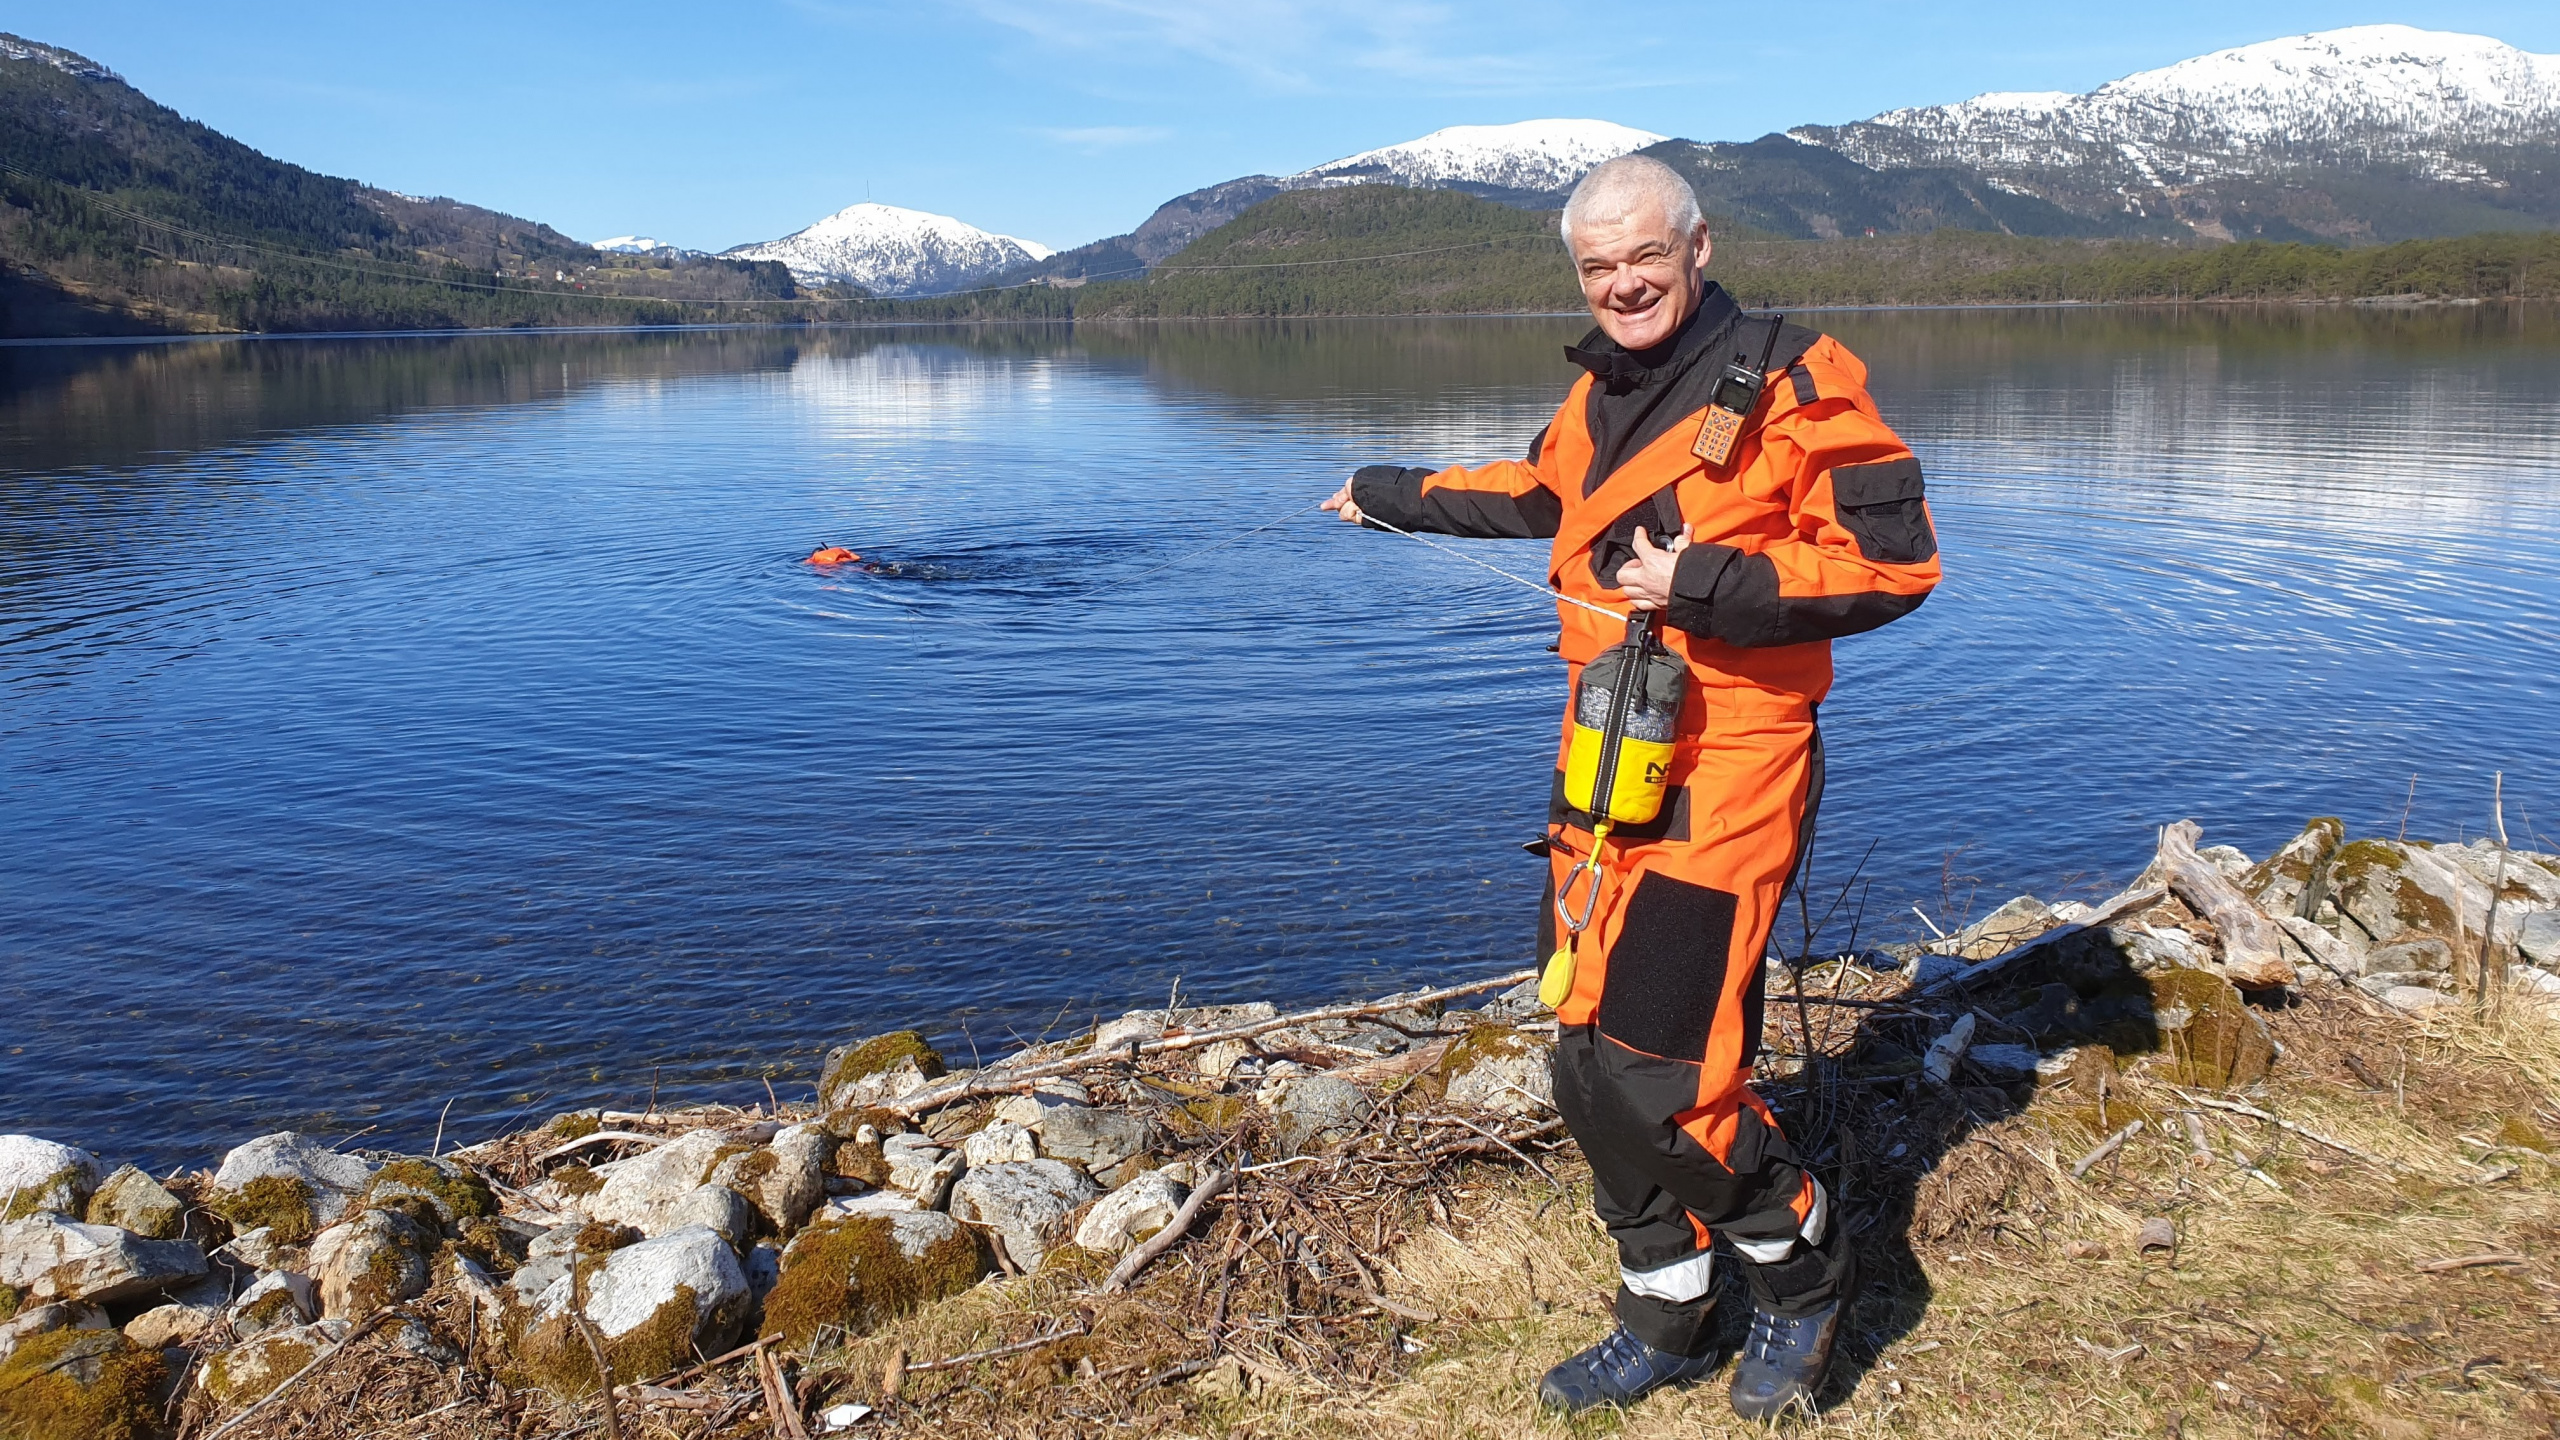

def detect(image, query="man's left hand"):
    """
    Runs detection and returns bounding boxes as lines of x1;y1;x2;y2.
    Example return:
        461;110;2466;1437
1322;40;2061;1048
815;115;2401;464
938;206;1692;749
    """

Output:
1615;524;1692;610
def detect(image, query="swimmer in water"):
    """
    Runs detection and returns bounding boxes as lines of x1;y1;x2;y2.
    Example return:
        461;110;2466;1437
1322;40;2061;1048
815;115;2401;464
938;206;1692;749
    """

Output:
806;545;909;577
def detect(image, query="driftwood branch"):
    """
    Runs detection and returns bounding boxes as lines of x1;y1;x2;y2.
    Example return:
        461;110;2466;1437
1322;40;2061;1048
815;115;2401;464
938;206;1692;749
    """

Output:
891;971;1535;1117
2157;820;2297;989
532;1130;669;1164
623;1333;782;1395
1915;884;2166;999
2071;1120;2144;1179
1100;1167;1235;1293
908;1320;1091;1373
2171;1090;2407;1173
1443;1113;1562;1189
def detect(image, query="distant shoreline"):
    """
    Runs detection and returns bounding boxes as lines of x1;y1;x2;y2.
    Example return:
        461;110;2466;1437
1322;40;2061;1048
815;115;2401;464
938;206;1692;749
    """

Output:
3;293;2543;348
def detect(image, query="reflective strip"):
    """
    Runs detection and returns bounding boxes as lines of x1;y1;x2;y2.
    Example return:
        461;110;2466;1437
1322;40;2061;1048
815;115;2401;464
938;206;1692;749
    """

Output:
1730;1233;1796;1264
1621;1250;1715;1303
1733;1179;1828;1265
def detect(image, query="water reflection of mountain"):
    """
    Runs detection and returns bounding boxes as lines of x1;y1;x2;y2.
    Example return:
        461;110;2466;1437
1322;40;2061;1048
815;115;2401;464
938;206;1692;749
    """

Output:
0;329;865;475
12;306;2555;493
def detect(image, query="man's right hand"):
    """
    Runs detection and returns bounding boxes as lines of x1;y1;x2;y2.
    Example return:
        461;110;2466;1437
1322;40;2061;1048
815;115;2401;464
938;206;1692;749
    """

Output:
1321;478;1367;526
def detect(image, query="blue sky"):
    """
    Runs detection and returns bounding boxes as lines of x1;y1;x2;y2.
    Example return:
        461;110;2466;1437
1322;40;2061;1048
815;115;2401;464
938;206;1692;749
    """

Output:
16;2;2560;252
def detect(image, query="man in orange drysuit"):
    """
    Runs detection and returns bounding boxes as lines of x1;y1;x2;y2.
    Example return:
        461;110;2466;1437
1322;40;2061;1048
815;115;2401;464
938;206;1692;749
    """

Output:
1323;156;1940;1421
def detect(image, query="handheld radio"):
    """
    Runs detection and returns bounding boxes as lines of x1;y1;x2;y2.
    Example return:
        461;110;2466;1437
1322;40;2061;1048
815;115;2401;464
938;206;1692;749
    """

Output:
1690;313;1787;469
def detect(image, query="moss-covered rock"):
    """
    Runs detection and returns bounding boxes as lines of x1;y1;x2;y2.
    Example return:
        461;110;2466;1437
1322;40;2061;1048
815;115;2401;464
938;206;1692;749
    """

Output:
207;1133;374;1244
708;1125;830;1237
819;1032;946;1111
510;1225;749;1399
1439;1025;1556;1115
362;1157;496;1231
2147;967;2274;1090
81;1166;182;1240
208;1175;320;1245
548;1163;605;1199
0;1138;102;1223
0;1327;166;1440
201;1323;331;1405
2241;818;2345;919
309;1208;433;1321
540;1110;604;1143
2330;839;2461;946
226;1272;314;1337
762;1211;986;1349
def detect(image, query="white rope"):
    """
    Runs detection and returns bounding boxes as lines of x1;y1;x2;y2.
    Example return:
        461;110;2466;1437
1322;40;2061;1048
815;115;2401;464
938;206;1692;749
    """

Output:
1352;508;1627;621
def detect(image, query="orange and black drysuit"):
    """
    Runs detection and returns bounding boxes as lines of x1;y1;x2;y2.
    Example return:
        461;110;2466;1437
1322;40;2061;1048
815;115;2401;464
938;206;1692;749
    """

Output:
1349;283;1940;1355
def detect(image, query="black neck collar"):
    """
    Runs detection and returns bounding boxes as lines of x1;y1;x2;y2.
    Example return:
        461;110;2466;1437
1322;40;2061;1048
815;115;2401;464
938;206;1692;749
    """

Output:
1564;283;1742;394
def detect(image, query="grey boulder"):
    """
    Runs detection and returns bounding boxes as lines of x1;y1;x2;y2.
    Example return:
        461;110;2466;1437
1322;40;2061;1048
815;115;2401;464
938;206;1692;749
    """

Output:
2520;910;2560;971
0;1212;207;1305
1259;1074;1374;1154
1027;1105;1157;1174
1073;1171;1187;1254
587;1131;759;1240
948;1159;1100;1272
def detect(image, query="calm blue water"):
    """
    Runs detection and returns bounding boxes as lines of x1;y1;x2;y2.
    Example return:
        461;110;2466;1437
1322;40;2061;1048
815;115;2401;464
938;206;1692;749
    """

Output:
4;310;2556;1165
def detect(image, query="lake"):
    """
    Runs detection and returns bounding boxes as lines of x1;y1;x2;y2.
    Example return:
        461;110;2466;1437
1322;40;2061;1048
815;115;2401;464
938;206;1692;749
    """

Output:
4;307;2556;1166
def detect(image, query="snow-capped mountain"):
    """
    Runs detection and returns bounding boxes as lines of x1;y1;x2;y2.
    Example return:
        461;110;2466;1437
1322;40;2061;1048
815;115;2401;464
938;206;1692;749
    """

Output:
724;203;1053;297
1023;118;1671;276
1793;26;2560;237
1291;119;1668;198
590;235;685;255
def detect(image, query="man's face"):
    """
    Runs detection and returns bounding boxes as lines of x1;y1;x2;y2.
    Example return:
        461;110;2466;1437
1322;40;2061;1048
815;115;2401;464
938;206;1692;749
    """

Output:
1570;203;1712;352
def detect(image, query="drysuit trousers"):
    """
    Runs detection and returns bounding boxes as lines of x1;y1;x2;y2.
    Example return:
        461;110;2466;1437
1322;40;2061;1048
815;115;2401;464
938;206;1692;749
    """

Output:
1540;700;1851;1357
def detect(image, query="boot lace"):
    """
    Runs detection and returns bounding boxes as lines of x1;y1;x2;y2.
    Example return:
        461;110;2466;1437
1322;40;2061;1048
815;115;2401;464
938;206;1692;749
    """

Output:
1595;1325;1648;1374
1744;1308;1806;1362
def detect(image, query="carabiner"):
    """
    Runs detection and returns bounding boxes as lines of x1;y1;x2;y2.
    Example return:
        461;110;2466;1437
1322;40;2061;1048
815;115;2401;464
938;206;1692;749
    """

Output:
1555;856;1602;936
1551;820;1613;936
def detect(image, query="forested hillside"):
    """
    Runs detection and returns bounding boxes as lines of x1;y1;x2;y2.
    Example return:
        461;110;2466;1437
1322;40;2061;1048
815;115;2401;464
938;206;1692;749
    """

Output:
873;185;2560;322
0;34;829;335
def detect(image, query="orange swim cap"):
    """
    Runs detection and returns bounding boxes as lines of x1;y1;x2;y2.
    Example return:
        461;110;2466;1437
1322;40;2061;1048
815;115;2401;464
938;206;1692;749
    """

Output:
806;547;861;565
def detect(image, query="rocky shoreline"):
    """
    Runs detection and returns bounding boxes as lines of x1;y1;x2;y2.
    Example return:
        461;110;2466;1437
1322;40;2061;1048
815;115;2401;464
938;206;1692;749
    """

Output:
3;816;2556;1438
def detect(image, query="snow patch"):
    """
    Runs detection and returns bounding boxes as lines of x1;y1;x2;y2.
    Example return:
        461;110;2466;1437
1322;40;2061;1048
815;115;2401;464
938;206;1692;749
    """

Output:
0;34;117;82
1294;119;1668;196
724;203;1052;296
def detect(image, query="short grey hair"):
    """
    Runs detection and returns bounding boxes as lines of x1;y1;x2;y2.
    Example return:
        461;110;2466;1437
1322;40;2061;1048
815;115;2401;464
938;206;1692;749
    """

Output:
1559;155;1703;248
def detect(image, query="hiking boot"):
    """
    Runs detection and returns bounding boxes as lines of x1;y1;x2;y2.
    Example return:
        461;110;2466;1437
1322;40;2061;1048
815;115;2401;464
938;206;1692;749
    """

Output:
1535;1323;1719;1413
1727;1248;1859;1422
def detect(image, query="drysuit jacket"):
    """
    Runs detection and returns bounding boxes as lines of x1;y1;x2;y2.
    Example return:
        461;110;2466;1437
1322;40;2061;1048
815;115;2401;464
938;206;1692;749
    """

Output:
1348;284;1940;1342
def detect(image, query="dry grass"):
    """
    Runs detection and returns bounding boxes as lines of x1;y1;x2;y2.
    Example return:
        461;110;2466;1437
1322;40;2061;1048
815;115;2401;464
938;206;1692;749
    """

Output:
794;982;2560;1440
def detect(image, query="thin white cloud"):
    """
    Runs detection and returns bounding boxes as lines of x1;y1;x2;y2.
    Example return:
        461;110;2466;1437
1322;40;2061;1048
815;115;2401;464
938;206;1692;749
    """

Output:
961;0;1567;94
1037;124;1176;151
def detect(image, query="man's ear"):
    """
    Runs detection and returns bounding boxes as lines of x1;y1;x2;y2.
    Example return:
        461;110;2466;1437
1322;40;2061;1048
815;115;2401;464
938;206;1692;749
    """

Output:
1692;223;1713;272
